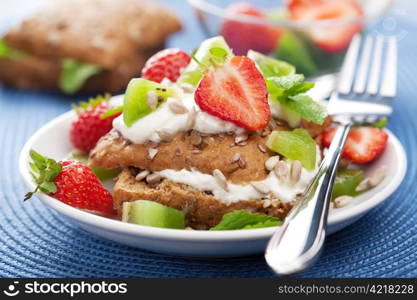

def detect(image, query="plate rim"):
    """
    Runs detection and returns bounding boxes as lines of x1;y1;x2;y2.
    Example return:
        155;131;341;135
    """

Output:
18;106;407;242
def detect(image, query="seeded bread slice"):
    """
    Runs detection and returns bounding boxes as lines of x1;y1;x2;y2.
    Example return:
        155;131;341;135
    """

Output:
113;168;294;229
89;129;283;185
4;0;181;69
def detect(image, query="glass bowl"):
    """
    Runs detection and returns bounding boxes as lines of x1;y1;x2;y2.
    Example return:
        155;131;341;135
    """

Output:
188;0;393;79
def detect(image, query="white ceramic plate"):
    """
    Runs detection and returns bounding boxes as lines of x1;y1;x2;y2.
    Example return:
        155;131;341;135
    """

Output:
19;96;407;257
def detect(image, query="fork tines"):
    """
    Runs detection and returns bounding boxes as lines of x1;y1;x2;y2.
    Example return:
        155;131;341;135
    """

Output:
338;34;397;98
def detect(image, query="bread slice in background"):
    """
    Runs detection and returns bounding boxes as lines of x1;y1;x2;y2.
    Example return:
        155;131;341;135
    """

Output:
0;46;159;93
1;0;181;93
113;168;294;230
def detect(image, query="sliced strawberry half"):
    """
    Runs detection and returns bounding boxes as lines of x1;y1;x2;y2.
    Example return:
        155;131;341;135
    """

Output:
220;3;281;55
288;0;364;53
195;56;270;131
322;126;388;163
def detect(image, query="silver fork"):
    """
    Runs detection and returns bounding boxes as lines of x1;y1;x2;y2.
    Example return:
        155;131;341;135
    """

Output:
265;34;397;275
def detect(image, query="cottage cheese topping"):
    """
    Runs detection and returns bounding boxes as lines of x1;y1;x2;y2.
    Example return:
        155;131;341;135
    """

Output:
113;92;244;144
154;147;321;204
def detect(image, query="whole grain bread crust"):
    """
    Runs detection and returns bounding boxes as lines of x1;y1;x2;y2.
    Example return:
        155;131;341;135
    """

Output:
114;168;294;229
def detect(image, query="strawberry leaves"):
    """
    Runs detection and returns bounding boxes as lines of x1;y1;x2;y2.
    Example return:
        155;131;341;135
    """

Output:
71;93;111;115
24;150;62;201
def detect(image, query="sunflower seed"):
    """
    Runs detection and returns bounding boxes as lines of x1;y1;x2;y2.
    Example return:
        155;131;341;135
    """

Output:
156;129;173;142
369;166;387;187
274;161;288;180
268;119;277;130
271;199;280;207
251;182;269;194
257;143;267;153
147;148;158;160
190;130;202;146
175;148;182;156
238;156;246;169
191;149;202;154
261;128;271;137
230;153;241;163
262;199;272;208
205;137;215;145
135;170;150;181
213;169;228;191
265;156;280;171
355;178;371;192
186;107;197;128
180;83;195;93
146;91;158;110
169;101;188;114
290;160;302;183
146;173;162;185
235;133;249;144
334;195;353;208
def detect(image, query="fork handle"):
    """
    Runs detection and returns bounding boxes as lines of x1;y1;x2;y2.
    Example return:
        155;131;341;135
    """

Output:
265;122;352;275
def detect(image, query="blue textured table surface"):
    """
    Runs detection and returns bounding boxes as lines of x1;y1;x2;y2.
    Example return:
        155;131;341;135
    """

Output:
1;0;417;278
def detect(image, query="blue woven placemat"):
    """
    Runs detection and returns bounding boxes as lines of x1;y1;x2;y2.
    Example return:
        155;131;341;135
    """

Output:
1;0;417;278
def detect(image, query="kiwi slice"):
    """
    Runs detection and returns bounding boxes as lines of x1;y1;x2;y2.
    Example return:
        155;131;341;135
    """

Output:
122;200;185;229
123;78;177;127
266;128;316;171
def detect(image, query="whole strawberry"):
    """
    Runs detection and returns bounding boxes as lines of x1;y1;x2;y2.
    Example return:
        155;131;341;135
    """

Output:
141;48;191;83
25;150;114;214
70;94;121;153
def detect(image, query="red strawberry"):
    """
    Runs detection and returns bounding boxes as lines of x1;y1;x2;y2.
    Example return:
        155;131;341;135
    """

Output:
70;94;121;153
288;0;364;53
141;48;191;83
220;3;281;55
25;151;114;214
322;127;388;163
195;56;270;131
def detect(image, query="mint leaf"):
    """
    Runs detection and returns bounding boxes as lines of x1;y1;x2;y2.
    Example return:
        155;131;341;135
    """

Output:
285;94;327;125
210;210;282;230
59;59;102;94
287;81;315;95
267;73;327;125
243;219;281;229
